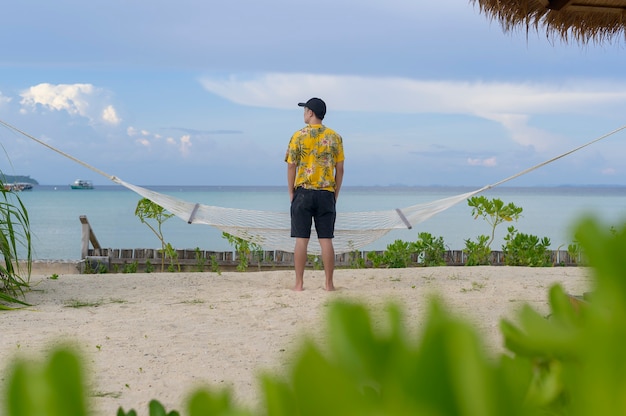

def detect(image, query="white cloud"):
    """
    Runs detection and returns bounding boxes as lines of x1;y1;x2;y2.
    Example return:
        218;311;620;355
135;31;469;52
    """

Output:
102;105;121;125
199;73;626;116
19;83;121;126
601;167;617;175
0;91;11;107
138;138;151;147
467;157;497;167
180;134;192;156
199;73;626;154
21;83;94;114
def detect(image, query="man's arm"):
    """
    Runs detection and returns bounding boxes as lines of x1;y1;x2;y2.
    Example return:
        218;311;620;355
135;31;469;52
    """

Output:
287;162;297;201
334;160;344;200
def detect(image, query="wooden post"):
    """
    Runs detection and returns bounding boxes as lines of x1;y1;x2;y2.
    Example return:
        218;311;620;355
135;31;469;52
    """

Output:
79;215;102;259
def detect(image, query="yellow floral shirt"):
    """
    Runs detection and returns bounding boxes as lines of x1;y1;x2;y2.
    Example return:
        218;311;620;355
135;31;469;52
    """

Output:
285;124;344;192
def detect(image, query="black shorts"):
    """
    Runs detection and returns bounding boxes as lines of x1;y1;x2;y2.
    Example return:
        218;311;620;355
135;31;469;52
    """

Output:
290;188;336;239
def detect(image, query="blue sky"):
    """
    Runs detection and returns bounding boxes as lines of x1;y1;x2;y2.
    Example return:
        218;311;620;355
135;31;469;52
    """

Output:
1;0;625;187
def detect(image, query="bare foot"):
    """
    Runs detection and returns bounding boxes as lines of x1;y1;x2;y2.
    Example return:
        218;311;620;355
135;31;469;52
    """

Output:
325;285;336;292
292;285;304;292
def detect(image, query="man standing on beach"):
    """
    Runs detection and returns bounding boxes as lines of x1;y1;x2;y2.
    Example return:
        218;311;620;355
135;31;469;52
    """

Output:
285;97;344;291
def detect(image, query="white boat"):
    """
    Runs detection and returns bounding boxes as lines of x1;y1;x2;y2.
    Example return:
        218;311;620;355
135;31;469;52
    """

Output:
71;180;94;190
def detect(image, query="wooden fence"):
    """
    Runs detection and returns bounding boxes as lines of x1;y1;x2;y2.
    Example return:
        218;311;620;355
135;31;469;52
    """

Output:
78;215;582;273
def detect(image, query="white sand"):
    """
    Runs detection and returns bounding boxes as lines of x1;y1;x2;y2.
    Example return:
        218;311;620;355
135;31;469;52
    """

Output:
0;267;592;415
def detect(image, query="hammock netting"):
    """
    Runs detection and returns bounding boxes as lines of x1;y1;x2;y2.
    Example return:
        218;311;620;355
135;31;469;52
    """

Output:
118;178;484;254
1;119;624;255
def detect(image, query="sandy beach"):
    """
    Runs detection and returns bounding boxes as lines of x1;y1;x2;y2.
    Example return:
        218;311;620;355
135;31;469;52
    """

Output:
0;266;592;415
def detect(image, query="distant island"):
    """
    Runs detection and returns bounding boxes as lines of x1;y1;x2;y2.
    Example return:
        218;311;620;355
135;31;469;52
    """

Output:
0;174;39;185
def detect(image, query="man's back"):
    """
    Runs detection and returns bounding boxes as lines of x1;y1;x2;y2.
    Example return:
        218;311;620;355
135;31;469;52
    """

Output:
286;124;344;192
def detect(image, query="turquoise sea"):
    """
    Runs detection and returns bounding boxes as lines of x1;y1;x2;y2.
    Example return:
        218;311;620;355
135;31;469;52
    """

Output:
12;184;626;261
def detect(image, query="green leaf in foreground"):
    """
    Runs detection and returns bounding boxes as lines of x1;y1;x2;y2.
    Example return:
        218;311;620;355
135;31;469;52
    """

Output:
6;345;87;416
6;216;626;416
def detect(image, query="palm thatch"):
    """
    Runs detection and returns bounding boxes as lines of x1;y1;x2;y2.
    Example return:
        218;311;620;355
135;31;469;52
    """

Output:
470;0;626;44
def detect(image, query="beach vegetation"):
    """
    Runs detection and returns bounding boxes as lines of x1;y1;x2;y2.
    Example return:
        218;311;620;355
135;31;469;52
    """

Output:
461;281;487;292
367;233;447;268
122;261;138;274
82;260;107;274
6;216;626;416
134;198;176;272
367;239;413;268
64;299;104;308
4;216;626;416
0;180;32;309
414;232;447;266
164;243;181;272
347;241;366;268
209;255;221;275
463;234;492;265
145;259;155;273
567;241;584;265
253;248;267;271
222;232;263;272
307;254;323;270
468;196;523;248
502;226;552;267
193;247;206;272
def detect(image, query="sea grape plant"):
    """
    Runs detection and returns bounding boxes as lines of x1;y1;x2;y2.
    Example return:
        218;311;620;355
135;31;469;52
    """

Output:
467;196;524;247
413;231;447;266
464;234;491;266
502;226;552;267
222;232;263;272
464;196;523;266
134;198;179;272
366;239;414;268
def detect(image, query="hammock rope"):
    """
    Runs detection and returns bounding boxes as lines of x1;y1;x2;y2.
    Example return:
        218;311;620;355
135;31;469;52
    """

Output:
1;119;625;254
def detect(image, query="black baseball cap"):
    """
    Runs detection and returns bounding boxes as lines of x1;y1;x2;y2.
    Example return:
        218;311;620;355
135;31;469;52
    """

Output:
298;97;326;119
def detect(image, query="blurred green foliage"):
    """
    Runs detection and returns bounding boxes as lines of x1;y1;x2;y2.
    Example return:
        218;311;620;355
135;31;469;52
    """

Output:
4;216;626;415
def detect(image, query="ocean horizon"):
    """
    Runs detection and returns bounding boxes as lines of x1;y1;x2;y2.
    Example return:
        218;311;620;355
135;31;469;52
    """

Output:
11;184;626;261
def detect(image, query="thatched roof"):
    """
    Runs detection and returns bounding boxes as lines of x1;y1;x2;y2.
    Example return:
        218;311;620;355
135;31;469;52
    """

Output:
470;0;626;44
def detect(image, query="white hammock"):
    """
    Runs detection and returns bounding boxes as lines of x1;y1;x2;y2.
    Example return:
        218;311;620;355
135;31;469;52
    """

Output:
117;178;483;254
1;119;625;254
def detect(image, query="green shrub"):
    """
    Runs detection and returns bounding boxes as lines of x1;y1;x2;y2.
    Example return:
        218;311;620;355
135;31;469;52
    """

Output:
209;255;221;275
222;232;263;272
502;226;552;267
122;261;138;274
467;195;523;248
367;239;414;268
413;232;446;266
145;259;155;273
135;198;176;272
464;234;492;265
567;241;584;265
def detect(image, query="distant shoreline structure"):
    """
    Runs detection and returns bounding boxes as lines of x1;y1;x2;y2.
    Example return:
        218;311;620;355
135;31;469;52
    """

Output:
3;182;33;192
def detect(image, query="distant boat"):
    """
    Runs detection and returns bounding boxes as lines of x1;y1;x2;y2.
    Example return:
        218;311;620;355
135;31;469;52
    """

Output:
71;180;94;190
3;183;33;192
